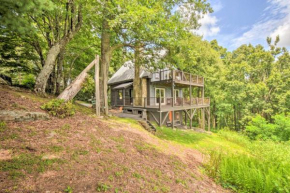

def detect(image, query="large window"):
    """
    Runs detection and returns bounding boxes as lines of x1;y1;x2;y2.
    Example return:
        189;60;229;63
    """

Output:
155;88;165;105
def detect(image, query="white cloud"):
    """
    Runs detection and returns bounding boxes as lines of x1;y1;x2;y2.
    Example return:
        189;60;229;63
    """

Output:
233;0;290;47
195;0;222;38
196;14;220;37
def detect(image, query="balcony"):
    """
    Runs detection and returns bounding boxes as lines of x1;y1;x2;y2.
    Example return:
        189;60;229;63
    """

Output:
114;97;210;111
151;70;204;86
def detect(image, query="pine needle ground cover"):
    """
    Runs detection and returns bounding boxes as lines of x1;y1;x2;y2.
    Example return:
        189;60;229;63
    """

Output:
156;128;290;193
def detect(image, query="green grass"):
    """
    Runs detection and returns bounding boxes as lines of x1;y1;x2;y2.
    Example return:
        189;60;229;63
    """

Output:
156;127;290;193
0;153;63;179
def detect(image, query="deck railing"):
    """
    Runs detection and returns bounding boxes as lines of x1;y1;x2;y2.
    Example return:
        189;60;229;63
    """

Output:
115;96;210;110
151;69;204;85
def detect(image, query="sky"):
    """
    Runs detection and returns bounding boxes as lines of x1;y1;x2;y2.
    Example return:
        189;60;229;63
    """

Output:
196;0;290;51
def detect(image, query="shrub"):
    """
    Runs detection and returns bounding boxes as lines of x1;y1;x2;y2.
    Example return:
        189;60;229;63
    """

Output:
205;140;290;193
22;74;35;89
245;114;290;141
41;99;75;118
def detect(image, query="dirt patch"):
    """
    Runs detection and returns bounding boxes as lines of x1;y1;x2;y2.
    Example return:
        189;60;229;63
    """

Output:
0;149;12;161
0;87;229;193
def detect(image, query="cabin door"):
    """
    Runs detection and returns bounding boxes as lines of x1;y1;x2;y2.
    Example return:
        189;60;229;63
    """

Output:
155;88;165;105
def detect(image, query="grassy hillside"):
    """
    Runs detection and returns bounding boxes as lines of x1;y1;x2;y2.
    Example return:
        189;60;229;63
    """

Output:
156;127;290;193
0;86;226;193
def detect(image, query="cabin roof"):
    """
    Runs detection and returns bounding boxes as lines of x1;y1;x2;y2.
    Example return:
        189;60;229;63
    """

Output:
108;61;150;85
112;82;133;89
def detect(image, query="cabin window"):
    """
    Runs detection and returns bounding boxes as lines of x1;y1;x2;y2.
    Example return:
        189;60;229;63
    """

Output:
174;89;179;103
155;88;165;105
118;90;123;99
155;73;160;79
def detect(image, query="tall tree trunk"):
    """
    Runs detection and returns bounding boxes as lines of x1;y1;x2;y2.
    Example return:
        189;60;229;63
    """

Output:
133;44;142;106
56;49;65;94
100;18;111;115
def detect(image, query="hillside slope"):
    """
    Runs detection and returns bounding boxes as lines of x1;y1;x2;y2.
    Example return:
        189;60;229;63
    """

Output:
0;86;227;193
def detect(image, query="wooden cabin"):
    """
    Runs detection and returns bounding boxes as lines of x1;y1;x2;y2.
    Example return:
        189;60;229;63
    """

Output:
108;62;210;130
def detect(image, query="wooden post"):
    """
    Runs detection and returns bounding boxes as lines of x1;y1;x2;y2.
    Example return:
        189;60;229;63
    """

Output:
190;75;192;106
95;55;100;116
159;112;162;127
123;89;125;106
184;110;187;127
208;107;211;131
202;108;205;130
190;109;192;129
159;97;161;110
171;70;174;107
172;110;174;129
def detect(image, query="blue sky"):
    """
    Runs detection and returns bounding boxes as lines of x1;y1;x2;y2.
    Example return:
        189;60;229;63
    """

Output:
196;0;290;51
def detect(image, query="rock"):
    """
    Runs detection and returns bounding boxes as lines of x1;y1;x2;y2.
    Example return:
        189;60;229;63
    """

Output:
0;110;49;122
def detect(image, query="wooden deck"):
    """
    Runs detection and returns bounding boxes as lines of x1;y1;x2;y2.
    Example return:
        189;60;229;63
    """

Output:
122;103;210;112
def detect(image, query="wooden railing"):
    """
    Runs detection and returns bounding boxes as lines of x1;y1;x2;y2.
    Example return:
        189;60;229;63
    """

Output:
151;69;204;85
115;96;210;110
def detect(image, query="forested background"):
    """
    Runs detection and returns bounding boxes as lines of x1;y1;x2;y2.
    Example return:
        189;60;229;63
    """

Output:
1;0;289;140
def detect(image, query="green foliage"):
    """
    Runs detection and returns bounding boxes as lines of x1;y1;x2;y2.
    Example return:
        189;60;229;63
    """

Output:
64;186;73;193
41;99;75;118
156;127;290;193
205;139;290;193
75;75;95;102
22;74;35;89
96;183;111;192
245;114;290;141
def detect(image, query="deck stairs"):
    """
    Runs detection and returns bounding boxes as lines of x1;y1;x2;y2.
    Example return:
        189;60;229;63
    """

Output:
119;107;156;133
138;120;156;133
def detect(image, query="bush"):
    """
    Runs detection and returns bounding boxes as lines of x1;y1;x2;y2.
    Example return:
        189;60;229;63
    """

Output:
75;76;95;102
22;74;35;89
41;99;75;118
245;114;290;141
205;132;290;193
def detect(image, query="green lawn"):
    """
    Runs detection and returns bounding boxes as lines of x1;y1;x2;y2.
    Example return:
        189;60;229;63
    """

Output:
156;127;290;193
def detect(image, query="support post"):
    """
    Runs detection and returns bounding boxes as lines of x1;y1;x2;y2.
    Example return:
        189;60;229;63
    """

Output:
202;108;205;130
172;110;174;129
190;75;192;106
159;112;162;127
208;107;211;131
95;55;100;116
184;110;187;127
190;109;192;129
159;98;161;110
171;70;174;107
123;89;125;106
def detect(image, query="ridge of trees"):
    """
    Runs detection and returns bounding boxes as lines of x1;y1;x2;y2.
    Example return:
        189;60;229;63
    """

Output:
0;0;289;130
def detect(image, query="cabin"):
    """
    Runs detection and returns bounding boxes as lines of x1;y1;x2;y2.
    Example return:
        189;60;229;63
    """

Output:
108;61;210;130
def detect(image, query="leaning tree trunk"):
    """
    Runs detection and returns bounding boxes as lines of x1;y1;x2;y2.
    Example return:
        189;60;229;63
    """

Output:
34;42;64;94
58;59;96;101
133;45;142;106
34;3;82;94
100;18;111;115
